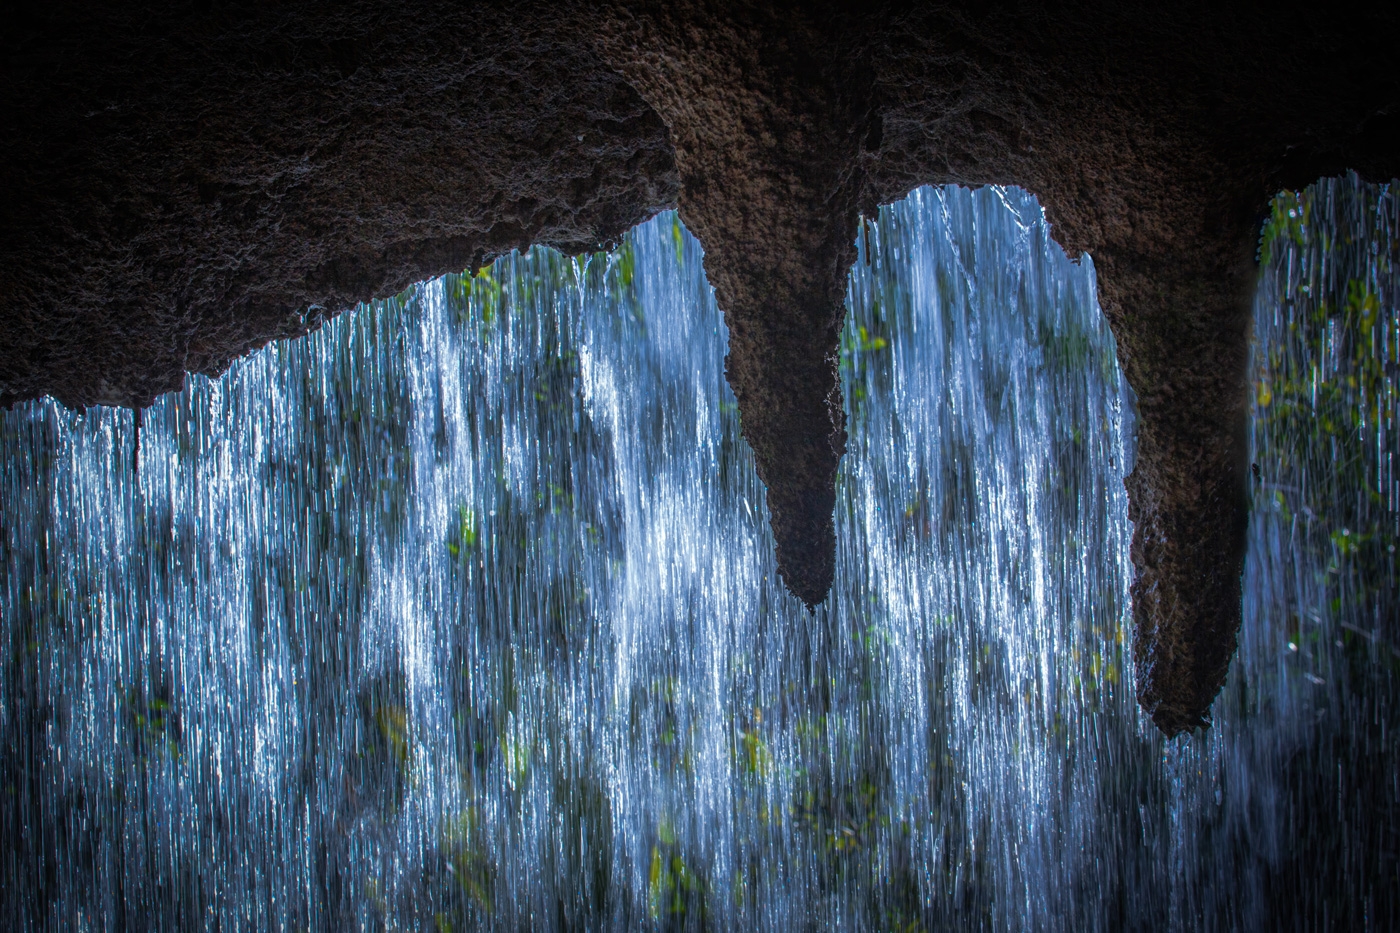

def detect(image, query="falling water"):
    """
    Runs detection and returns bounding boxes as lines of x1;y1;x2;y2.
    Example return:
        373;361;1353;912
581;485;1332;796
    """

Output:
1;181;1395;930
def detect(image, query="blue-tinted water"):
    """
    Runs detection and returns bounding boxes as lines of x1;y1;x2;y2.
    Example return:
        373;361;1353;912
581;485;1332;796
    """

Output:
1;180;1395;929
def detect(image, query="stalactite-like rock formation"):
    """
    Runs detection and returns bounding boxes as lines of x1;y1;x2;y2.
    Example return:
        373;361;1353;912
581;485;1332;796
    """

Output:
3;1;1398;733
588;5;876;606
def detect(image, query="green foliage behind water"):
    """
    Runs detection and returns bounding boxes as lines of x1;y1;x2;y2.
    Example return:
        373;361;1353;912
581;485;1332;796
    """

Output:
1239;175;1400;925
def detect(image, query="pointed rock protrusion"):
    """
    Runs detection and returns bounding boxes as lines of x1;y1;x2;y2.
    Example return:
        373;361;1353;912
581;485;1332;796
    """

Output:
592;4;877;606
1090;240;1258;737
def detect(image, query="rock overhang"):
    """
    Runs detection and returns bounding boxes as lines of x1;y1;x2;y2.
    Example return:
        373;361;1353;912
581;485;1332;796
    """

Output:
4;0;1399;735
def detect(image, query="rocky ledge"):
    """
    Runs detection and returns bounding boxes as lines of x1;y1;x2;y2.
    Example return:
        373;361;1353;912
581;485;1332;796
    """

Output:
4;1;1398;735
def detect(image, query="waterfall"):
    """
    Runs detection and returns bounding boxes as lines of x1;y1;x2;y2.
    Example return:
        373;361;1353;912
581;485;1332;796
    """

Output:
2;180;1395;930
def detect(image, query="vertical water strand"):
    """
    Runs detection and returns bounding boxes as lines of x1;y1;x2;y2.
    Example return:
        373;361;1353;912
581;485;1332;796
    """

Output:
1232;173;1400;928
841;185;1138;931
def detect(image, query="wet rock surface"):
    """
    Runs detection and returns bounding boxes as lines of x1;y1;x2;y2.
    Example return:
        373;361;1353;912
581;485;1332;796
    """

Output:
3;1;1398;732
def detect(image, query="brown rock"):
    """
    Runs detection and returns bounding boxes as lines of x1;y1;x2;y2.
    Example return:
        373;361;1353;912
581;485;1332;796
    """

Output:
588;3;877;605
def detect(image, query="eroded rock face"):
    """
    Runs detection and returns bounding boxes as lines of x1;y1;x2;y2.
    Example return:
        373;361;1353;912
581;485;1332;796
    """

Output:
4;1;1399;733
0;5;679;408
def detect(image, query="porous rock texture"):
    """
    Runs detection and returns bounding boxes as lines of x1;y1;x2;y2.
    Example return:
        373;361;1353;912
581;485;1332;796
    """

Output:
4;1;1399;734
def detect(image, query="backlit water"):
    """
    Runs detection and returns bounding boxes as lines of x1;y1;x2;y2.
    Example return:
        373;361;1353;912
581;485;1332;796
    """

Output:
2;180;1395;929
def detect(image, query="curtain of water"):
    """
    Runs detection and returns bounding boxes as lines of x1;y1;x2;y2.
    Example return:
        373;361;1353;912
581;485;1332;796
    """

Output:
1;181;1394;930
1232;174;1400;927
